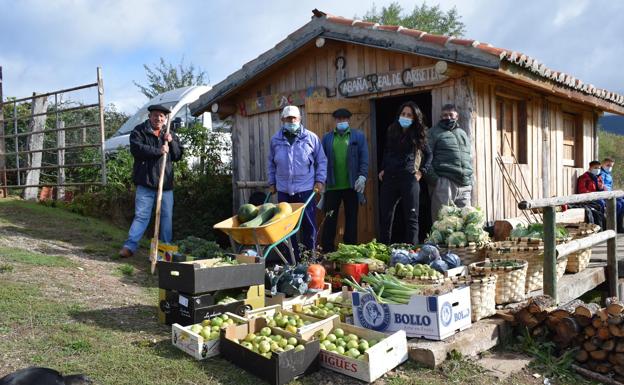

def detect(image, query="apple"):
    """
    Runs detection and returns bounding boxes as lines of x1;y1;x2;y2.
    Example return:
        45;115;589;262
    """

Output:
336;346;346;355
287;337;298;346
326;334;337;343
346;340;359;350
347;348;361;358
295;344;305;352
190;325;202;334
346;333;359;342
260;327;272;337
244;333;255;342
284;344;295;351
333;328;345;338
358;340;369;352
259;341;271;353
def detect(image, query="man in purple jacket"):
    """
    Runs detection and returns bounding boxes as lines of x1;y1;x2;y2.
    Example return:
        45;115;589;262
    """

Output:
268;105;327;260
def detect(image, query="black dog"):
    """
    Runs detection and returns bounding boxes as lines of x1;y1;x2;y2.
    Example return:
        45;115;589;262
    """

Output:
0;367;92;385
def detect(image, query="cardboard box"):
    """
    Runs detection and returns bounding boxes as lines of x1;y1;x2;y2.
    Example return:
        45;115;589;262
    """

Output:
159;285;265;326
265;283;333;310
158;254;264;294
313;319;408;383
220;317;320;385
444;265;468;278
351;286;472;340
246;304;338;340
171;312;247;360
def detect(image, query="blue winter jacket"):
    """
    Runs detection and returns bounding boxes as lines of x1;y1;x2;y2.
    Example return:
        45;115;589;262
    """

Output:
321;128;369;188
600;168;613;191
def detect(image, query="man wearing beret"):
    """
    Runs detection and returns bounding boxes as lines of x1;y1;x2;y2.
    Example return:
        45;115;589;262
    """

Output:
268;105;327;260
320;108;369;252
118;104;183;258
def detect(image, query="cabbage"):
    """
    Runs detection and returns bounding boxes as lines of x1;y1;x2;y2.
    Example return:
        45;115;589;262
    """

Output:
429;259;449;273
419;244;441;263
390;249;411;266
426;229;445;245
437;204;462;220
433;216;464;234
442;252;461;268
447;231;467;246
464;223;489;243
463;207;485;226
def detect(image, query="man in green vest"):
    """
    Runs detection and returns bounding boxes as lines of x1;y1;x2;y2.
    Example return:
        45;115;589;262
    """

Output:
428;104;473;220
320;108;369;252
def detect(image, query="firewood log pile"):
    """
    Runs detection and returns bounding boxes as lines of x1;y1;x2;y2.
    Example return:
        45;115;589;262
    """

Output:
513;295;624;383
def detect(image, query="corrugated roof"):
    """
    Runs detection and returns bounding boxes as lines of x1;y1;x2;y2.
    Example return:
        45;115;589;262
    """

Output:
317;9;624;107
190;9;624;115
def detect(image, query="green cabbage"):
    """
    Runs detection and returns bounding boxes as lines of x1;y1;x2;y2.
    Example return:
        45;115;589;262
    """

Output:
447;231;467;246
462;207;485;226
426;229;446;245
437;204;462;220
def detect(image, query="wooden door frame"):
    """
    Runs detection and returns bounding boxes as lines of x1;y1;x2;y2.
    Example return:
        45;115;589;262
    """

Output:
369;99;380;239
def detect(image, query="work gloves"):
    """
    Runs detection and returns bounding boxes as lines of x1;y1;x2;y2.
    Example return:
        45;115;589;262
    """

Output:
354;175;366;194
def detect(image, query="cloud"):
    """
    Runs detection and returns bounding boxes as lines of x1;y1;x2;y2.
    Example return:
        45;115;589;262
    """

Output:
553;0;589;26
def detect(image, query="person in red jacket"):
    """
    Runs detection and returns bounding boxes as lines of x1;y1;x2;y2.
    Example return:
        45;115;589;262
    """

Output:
577;160;605;194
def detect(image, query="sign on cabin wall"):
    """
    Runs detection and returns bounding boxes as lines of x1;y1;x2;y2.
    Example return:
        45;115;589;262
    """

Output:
338;65;448;97
239;87;328;116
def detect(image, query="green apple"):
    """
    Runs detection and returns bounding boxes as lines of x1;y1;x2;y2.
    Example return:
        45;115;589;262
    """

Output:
336;339;347;348
190;324;202;334
261;352;272;359
260;327;272;337
278;338;288;348
211;317;224;327
244;333;255;342
333;328;345;338
287;337;298;346
368;339;378;347
241;341;253;349
285;325;298;334
346;334;359;342
325;343;337;351
259;341;271;353
209;331;219;339
294;344;305;352
201;319;211;327
358;340;369;352
284;344;295;351
346;340;359;350
200;329;212;339
326;333;337;342
220;314;229;321
336;346;346;355
347;348;361;358
316;331;327;341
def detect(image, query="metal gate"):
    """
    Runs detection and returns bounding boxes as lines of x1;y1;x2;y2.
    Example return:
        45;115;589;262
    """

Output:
0;67;107;199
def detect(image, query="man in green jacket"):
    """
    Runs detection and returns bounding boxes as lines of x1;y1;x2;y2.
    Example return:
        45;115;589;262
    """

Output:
428;104;473;220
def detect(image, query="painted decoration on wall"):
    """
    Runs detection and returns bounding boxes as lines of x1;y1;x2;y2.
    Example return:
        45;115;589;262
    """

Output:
338;65;448;97
336;56;347;85
238;87;329;116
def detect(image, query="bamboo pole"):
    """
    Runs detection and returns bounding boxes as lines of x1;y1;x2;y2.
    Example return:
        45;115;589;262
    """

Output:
150;116;172;275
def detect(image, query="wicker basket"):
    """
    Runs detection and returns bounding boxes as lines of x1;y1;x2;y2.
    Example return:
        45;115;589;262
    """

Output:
485;241;567;293
469;259;527;304
564;223;600;273
439;242;488;266
452;274;497;322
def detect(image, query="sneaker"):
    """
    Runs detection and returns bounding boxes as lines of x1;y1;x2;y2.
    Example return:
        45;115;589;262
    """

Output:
118;247;134;258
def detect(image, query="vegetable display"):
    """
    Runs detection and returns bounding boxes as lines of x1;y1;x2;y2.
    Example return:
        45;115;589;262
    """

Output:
189;314;242;340
235;202;295;228
427;204;490;246
325;241;389;271
386;263;444;280
236;327;307;359
265;264;310;296
344;273;429;304
510;223;570;240
176;236;226;259
262;312;312;334
315;328;377;359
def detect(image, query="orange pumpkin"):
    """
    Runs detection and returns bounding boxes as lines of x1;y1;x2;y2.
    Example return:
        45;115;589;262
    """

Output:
307;264;326;289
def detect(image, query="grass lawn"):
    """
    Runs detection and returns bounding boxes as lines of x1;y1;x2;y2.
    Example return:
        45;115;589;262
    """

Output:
0;198;578;385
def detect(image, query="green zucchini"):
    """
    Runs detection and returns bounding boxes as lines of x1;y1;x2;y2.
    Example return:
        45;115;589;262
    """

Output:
240;203;276;227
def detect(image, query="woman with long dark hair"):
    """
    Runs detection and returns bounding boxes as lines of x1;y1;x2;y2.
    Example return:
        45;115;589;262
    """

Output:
378;101;432;245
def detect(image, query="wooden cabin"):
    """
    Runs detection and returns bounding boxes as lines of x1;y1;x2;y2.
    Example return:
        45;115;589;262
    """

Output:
191;9;624;245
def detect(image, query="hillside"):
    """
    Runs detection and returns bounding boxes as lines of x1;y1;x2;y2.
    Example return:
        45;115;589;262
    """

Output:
599;130;624;189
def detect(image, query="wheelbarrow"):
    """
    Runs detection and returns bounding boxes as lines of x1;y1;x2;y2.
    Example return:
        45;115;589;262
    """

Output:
214;191;317;265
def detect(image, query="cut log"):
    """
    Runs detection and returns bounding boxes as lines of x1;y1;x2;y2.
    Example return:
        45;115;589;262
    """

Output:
596;363;612;374
576;349;589;363
615;352;624;366
593;317;605;329
583;340;599;352
609;314;624;326
590;349;609;360
597;327;612;340
575;303;600;318
610;352;619;365
616;341;624;353
528;295;556;313
555;317;580;343
585;325;596;337
614;364;624;377
573;364;623;385
603;339;616;351
515;308;540;329
531;325;546;338
599;308;610;322
607;297;624;316
551;299;584;320
574;315;592;327
610;324;624;338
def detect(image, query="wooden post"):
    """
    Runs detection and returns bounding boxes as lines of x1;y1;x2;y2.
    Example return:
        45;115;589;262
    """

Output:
541;98;550;198
97;67;107;185
607;197;619;298
57;121;65;200
543;206;557;303
0;66;6;197
23;93;48;200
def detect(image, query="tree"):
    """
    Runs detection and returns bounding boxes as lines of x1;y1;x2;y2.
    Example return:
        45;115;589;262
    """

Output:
133;57;208;99
361;2;466;37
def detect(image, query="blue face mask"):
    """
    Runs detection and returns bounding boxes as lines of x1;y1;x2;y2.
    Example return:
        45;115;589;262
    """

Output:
283;122;300;134
336;122;349;132
398;117;413;128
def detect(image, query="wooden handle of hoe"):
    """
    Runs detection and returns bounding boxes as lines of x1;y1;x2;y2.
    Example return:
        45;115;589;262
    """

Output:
150;118;172;274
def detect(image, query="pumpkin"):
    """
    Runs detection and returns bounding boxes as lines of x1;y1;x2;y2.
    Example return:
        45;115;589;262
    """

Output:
307;264;326;290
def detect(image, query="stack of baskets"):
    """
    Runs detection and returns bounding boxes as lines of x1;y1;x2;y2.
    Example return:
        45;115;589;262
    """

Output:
485;239;568;293
469;259;528;304
563;223;601;273
451;274;497;321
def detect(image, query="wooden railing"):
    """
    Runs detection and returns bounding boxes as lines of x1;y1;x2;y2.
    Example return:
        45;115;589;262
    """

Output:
518;191;624;303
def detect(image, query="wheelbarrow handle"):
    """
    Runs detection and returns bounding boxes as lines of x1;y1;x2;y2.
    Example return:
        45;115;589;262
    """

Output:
304;190;319;207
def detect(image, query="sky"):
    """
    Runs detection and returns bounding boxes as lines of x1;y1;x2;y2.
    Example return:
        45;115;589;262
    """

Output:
1;0;623;115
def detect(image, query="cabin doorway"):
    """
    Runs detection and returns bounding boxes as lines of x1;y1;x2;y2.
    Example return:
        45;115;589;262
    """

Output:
373;91;433;244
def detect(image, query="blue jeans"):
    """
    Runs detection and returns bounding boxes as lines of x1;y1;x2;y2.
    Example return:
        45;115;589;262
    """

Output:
123;185;173;253
277;190;316;261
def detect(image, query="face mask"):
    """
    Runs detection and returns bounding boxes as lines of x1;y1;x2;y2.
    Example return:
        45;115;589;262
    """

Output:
440;118;457;129
605;167;613;173
398;117;413;128
336;122;349;132
590;168;601;176
283;122;300;134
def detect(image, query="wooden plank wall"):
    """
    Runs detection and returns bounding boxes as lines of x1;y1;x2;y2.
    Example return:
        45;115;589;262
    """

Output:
229;41;596;231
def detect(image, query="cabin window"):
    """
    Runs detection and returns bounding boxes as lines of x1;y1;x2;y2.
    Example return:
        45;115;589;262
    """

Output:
562;112;582;167
496;96;527;164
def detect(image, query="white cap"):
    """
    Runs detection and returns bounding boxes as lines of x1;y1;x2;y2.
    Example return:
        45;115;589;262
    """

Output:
281;105;301;118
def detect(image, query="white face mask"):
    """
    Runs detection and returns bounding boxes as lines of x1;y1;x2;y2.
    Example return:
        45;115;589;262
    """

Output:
605;166;613;173
590;168;601;176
